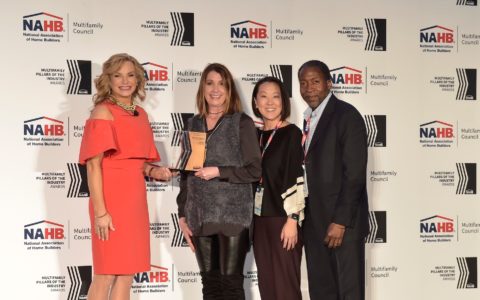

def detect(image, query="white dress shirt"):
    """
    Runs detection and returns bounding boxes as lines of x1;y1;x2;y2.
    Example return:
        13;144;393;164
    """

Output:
302;91;333;196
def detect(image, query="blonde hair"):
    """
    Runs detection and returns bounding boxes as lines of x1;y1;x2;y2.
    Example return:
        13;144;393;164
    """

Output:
93;53;146;105
196;63;242;117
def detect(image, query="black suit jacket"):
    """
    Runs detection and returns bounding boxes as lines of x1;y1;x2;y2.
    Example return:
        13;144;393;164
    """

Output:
304;94;369;241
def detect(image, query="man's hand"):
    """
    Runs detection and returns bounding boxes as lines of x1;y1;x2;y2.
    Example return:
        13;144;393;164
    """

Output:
324;223;345;249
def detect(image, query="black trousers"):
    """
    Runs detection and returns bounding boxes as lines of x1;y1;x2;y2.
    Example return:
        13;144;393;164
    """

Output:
253;216;303;300
192;229;249;300
303;222;365;300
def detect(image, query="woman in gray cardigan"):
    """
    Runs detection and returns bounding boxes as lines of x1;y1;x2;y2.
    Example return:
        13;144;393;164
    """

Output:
176;63;261;300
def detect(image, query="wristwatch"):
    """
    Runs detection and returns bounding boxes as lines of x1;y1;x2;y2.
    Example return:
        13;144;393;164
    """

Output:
289;213;300;222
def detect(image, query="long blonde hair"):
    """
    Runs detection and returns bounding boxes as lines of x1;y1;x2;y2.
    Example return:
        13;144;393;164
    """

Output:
93;53;146;105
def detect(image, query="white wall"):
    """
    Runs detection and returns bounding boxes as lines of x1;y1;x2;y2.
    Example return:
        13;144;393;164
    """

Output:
2;0;480;299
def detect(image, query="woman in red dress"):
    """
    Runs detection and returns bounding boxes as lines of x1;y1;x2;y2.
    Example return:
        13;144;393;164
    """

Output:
79;53;173;300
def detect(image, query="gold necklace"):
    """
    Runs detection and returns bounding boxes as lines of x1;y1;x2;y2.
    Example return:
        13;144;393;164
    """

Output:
109;96;136;112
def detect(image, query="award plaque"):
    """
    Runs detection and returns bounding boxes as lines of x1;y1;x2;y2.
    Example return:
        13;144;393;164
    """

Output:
171;130;206;171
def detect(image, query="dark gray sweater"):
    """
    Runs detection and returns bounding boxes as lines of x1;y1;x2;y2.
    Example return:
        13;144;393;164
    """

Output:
177;112;261;236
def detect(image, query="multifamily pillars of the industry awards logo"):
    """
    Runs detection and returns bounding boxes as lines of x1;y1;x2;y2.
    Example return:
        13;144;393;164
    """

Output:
367;211;387;243
364;115;387;147
67;266;92;300
170;12;194;46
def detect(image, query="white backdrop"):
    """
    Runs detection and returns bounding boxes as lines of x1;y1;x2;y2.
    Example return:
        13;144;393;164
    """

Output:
1;0;480;299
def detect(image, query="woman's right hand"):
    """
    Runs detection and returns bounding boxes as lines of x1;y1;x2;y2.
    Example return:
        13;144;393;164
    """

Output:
150;166;175;181
95;213;115;241
281;218;298;251
179;217;195;252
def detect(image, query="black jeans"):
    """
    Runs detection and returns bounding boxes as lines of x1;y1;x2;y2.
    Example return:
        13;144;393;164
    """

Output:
192;229;249;300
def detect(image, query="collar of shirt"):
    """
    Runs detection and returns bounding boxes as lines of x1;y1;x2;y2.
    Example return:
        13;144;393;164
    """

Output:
303;91;333;129
303;92;332;151
301;92;332;196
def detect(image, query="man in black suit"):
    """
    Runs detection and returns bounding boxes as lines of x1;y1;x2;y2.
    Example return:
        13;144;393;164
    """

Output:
299;60;369;300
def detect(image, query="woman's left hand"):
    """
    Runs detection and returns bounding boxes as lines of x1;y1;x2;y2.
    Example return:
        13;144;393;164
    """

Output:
150;167;175;181
281;218;298;251
194;167;220;181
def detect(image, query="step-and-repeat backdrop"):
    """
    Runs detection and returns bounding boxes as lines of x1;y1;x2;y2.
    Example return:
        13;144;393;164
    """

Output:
2;0;479;299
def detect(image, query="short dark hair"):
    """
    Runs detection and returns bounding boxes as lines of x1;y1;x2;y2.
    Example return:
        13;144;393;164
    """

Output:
298;60;332;81
251;76;291;121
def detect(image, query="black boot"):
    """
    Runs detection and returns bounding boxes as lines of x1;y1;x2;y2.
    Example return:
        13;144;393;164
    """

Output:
221;273;245;300
200;270;222;300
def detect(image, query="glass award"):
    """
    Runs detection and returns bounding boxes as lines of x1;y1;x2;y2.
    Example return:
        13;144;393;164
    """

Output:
170;130;206;171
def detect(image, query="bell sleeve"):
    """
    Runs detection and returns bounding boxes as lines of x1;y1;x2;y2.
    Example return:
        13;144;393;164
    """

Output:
146;130;161;162
79;119;118;164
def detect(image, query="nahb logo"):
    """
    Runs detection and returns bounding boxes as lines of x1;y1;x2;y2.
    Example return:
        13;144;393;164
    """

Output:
142;62;169;93
456;68;477;100
270;65;292;97
132;265;171;294
364;115;387;147
230;20;269;49
170;12;194;46
143;62;169;82
457;0;477;6
456;163;477;194
419;120;455;148
330;66;364;94
365;18;386;51
23;12;63;32
420;25;455;53
231;20;268;39
67;60;91;95
420;25;455;44
457;257;478;289
24;220;65;240
24;116;64;136
134;265;169;283
366;211;387;243
23;12;65;43
420;215;455;243
67;163;89;198
171;213;189;247
421;215;454;233
24;220;66;250
24;116;65;147
67;266;92;300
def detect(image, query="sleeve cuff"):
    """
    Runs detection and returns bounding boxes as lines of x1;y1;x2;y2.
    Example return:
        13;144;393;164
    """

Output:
178;210;185;218
332;215;351;228
217;166;231;181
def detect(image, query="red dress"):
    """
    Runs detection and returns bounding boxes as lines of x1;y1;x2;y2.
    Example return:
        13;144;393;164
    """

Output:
79;102;159;274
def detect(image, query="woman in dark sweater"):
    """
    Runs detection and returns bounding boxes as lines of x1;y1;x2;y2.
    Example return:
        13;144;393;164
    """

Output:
251;76;305;300
176;63;261;299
